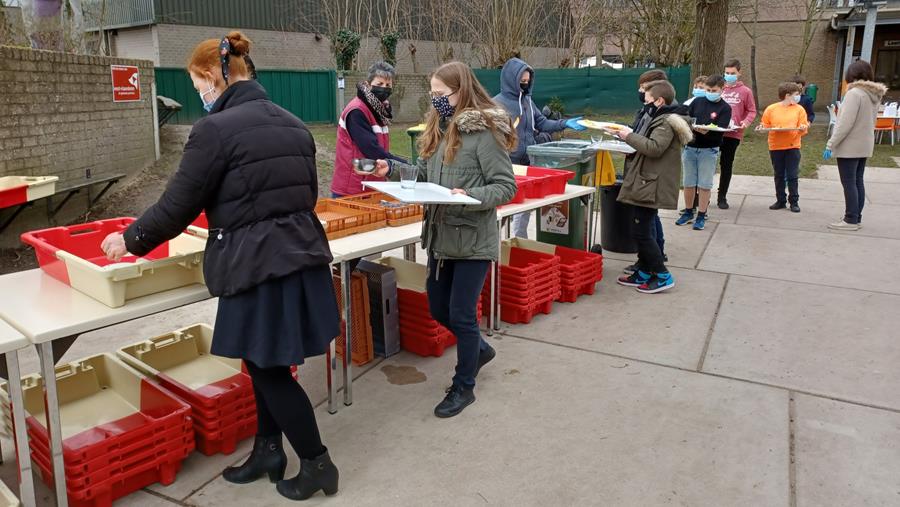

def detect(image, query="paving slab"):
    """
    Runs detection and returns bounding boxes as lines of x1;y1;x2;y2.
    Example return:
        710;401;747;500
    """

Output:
187;338;789;507
862;180;900;207
655;191;745;224
703;275;900;410
795;394;900;507
720;175;847;202
736;195;900;240
697;223;900;295
600;219;719;269
501;258;727;370
817;164;900;184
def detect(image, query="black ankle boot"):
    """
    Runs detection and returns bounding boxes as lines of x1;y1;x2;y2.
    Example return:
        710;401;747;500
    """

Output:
223;435;287;484
276;448;339;500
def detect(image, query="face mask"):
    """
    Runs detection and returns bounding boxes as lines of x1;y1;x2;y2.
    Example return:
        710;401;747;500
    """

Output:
791;94;801;103
692;87;706;97
431;94;456;119
706;91;722;102
199;81;217;113
724;74;738;84
638;91;646;103
371;85;392;102
520;82;530;92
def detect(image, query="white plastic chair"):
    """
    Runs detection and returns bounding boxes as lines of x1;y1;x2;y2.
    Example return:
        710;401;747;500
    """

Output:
826;104;837;136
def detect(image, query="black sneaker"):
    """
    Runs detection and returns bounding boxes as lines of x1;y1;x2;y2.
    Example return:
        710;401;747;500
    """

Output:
617;270;651;287
769;201;787;210
474;344;496;378
663;254;669;263
717;198;729;210
623;263;639;275
434;385;475;418
790;203;801;213
636;273;675;294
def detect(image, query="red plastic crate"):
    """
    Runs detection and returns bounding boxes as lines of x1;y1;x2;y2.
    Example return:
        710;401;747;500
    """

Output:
398;324;456;357
508;176;536;204
194;413;257;456
499;300;554;324
191;212;208;229
526;166;575;195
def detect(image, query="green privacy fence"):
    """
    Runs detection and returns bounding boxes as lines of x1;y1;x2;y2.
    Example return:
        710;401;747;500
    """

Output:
155;68;337;125
473;66;692;114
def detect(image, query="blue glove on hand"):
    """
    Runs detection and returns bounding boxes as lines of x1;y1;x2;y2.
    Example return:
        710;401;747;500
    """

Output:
565;117;587;131
823;148;832;160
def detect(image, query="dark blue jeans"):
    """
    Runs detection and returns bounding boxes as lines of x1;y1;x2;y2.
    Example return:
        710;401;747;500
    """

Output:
837;157;866;224
426;257;490;390
651;215;665;256
770;149;801;205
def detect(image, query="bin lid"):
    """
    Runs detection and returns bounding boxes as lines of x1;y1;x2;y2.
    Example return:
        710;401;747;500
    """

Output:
526;140;599;160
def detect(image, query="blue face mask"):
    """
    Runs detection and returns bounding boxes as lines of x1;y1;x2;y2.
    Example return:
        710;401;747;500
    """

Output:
692;87;706;97
199;81;218;113
724;74;738;84
706;91;722;102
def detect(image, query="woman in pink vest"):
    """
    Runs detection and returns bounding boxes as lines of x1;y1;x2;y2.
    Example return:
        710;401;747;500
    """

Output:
331;62;408;197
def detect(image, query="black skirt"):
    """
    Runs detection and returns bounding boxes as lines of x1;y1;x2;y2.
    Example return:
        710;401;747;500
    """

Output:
212;266;340;368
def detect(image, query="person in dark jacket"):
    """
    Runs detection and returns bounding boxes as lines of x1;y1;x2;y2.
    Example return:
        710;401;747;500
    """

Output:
331;61;408;197
493;57;585;238
100;32;340;501
792;75;816;123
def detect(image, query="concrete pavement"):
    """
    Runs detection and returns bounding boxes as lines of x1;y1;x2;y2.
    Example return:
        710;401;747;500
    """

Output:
2;168;899;506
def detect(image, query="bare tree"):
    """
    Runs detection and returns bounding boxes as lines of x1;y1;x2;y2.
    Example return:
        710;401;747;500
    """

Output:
731;0;761;110
692;0;730;78
552;0;597;68
796;0;825;74
616;0;694;67
420;0;464;65
458;0;545;68
293;0;372;70
374;0;404;65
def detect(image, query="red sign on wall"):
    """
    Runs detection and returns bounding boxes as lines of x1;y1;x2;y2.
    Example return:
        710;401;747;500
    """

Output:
111;65;141;102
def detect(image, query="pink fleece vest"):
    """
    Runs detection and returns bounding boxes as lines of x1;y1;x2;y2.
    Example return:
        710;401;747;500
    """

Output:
331;97;390;196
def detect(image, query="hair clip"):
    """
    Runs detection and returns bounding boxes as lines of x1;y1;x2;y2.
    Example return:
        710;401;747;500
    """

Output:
219;36;231;84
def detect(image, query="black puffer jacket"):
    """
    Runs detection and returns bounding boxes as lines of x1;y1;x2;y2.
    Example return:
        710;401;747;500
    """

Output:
124;80;332;296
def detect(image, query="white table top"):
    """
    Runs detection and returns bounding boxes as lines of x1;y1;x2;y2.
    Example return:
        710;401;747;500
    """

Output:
0;269;211;344
498;184;595;219
0;318;29;354
329;222;422;261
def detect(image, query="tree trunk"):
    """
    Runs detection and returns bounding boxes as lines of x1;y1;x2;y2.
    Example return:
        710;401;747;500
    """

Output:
691;0;729;79
750;43;759;112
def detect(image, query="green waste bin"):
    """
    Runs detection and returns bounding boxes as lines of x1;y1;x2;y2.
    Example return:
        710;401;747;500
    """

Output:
406;124;425;163
526;140;599;249
807;83;818;103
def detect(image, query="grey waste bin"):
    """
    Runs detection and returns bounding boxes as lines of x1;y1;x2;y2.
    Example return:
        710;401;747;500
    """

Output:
599;180;637;254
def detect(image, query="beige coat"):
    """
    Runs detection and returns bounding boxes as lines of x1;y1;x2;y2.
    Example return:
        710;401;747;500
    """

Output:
827;80;888;159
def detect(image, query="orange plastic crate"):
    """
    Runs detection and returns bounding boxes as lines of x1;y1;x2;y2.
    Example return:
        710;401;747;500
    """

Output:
315;199;386;239
333;271;375;366
338;192;424;226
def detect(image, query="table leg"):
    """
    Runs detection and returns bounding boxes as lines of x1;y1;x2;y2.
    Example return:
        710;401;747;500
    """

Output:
492;220;502;332
6;351;36;507
403;244;416;262
341;261;353;406
326;344;338;414
37;342;67;507
586;192;595;251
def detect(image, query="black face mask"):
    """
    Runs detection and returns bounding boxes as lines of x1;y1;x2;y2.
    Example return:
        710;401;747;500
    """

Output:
638;91;646;103
520;82;530;92
371;86;392;102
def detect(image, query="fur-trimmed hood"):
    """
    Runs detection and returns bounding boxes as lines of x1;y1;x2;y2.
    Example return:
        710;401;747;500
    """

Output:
848;80;888;104
453;107;514;135
651;112;694;146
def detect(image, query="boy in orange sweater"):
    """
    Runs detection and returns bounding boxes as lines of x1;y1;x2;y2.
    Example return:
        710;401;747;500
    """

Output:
756;82;809;212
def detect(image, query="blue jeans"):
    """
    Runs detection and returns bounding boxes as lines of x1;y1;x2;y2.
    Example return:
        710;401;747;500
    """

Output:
651;215;665;256
837;157;866;224
426;257;490;390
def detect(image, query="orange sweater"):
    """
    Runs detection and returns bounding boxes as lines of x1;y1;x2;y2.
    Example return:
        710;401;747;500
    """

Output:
761;102;808;150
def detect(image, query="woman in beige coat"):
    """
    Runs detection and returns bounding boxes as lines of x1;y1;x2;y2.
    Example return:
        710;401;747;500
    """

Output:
824;60;887;231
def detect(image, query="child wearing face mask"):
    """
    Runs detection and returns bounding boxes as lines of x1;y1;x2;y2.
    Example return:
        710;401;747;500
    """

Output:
676;75;732;231
757;82;809;212
683;75;708;107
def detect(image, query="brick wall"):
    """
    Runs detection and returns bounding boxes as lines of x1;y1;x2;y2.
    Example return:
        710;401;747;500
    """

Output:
725;19;840;112
0;46;156;246
153;23;570;72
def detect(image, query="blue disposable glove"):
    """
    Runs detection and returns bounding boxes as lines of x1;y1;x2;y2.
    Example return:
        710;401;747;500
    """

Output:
823;148;832;160
565;117;587;131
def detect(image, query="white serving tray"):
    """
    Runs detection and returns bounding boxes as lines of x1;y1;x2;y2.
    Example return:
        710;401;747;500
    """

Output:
363;182;481;205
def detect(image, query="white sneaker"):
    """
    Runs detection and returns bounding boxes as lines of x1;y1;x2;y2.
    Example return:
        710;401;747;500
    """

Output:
828;220;860;231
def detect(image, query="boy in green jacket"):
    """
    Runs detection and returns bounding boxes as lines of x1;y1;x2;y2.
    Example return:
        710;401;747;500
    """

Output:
606;80;693;294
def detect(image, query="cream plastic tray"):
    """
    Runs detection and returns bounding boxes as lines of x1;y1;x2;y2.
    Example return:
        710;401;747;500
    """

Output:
0;479;19;507
0;175;59;203
59;232;206;308
117;323;244;390
375;257;428;292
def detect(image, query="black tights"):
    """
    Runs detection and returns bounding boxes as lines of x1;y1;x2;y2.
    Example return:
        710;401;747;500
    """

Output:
245;361;325;460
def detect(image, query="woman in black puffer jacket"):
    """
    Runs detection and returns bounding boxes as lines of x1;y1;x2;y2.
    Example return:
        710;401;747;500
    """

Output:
101;32;340;501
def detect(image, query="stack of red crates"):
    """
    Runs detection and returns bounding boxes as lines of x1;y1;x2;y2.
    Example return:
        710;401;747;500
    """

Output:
482;247;561;324
554;246;604;302
333;271;375;366
396;288;483;357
